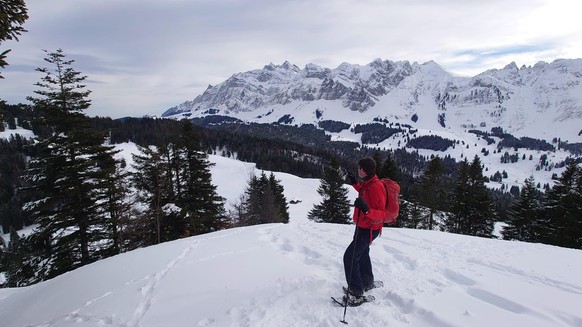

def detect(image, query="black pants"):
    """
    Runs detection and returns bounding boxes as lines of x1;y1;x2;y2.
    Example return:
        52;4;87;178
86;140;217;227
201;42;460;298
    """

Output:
343;227;380;296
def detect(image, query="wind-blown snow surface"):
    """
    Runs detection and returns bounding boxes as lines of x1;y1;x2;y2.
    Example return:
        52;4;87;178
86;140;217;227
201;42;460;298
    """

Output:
1;153;582;327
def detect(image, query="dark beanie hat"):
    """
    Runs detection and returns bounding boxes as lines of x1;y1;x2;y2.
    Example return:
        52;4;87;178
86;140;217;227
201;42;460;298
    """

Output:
358;157;376;177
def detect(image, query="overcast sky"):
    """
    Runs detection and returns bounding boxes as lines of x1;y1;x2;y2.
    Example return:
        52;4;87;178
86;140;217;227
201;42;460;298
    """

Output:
2;0;581;118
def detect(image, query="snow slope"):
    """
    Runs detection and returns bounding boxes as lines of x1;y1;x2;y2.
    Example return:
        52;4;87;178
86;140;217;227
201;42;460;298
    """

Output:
0;126;35;140
1;153;581;327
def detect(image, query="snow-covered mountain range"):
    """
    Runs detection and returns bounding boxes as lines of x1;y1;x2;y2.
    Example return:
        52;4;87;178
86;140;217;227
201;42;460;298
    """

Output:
163;58;582;141
162;58;582;190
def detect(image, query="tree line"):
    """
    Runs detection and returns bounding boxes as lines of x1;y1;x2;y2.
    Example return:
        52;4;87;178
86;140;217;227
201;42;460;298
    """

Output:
309;152;581;251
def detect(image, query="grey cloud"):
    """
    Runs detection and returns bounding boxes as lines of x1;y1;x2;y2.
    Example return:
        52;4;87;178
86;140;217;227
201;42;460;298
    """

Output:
2;0;579;118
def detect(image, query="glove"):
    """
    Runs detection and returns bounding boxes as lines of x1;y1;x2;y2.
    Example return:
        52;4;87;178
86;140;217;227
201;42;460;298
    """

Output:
346;172;357;185
354;198;369;214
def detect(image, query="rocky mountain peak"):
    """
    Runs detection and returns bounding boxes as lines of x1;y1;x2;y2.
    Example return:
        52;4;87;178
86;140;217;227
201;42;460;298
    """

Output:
163;58;582;142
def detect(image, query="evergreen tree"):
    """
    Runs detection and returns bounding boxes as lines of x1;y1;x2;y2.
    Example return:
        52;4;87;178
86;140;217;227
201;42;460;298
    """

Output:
19;49;121;282
131;145;174;245
372;151;383;175
174;120;227;235
0;0;28;78
396;200;422;229
502;176;542;242
466;156;495;237
378;153;399;181
448;156;495;237
308;157;351;224
131;121;227;244
238;172;288;226
1;227;40;287
543;162;582;249
418;156;444;230
101;157;132;255
268;172;290;224
0;136;31;232
448;159;471;234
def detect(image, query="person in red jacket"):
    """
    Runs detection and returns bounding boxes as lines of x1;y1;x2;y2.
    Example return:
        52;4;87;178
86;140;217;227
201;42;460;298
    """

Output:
343;157;386;304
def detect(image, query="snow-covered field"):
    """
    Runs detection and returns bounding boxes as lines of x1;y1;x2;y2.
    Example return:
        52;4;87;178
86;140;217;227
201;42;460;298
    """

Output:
0;126;35;140
1;151;581;327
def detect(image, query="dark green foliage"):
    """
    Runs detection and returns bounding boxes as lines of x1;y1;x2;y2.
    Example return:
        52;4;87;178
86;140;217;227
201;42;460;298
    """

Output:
277;114;294;125
397;200;424;229
559;141;582;155
353;123;402;144
17;49;122;283
407;135;454;151
502;176;543;242
447;156;494;237
318;120;350;133
418;156;445;230
491;127;554;152
0;135;33;232
269;173;290;224
308;157;351;224
237;172;289;226
378;153;399;181
131;144;175;246
190;115;243;126
174;120;227;234
129;120;227;245
447;159;471;233
489;188;515;222
467;130;496;145
542;162;582;249
1;228;35;287
438;113;446;128
466;156;495;237
498;136;554;152
0;0;28;78
201;122;357;178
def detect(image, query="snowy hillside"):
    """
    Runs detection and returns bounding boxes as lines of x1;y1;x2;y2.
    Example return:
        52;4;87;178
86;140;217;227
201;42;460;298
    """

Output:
1;152;581;327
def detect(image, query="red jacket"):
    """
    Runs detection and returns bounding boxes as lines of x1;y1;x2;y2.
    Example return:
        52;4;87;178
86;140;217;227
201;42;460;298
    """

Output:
352;175;387;231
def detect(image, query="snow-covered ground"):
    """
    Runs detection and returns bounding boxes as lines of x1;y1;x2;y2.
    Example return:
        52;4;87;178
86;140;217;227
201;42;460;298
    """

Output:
0;126;35;140
1;150;581;327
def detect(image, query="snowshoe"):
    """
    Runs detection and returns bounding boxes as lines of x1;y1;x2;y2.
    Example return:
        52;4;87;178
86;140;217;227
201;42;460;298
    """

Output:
341;280;383;295
331;293;375;307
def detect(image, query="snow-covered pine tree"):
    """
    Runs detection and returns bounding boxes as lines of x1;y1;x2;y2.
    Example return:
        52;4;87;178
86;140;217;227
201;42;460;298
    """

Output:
131;144;175;246
307;157;351;224
100;157;132;255
395;199;421;229
20;49;121;282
